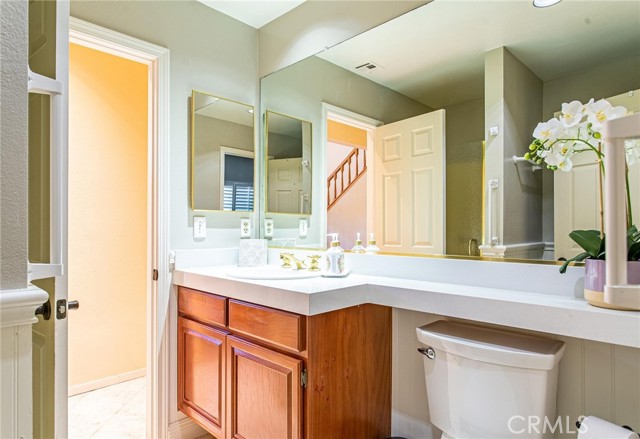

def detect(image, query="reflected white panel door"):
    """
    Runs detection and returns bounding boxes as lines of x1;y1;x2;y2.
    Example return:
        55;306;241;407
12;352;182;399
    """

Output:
268;158;302;213
555;90;640;260
374;109;446;254
555;152;640;260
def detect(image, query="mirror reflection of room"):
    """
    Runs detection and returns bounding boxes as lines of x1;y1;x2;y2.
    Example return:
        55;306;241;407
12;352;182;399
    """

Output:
191;90;255;212
260;0;640;261
265;110;312;215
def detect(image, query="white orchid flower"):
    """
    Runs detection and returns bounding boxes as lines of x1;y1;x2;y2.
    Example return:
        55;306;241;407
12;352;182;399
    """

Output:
556;155;574;172
544;142;575;170
626;139;640;166
560;100;585;128
585;98;628;131
533;118;564;143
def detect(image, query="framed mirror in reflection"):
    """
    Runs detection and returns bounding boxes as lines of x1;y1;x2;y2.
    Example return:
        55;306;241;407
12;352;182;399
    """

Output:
191;90;255;212
265;110;313;215
259;0;640;262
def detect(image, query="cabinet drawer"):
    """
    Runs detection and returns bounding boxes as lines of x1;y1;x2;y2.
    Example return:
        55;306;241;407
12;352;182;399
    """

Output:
178;287;226;328
228;300;306;353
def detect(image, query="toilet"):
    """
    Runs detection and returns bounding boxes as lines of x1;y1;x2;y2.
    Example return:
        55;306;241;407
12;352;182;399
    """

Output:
416;321;566;439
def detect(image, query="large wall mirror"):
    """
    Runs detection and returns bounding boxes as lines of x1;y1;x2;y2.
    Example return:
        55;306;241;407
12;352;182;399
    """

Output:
260;0;640;260
191;90;256;212
265;110;312;215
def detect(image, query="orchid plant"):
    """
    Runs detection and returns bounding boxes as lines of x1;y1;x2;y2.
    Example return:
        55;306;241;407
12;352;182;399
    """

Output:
527;98;640;272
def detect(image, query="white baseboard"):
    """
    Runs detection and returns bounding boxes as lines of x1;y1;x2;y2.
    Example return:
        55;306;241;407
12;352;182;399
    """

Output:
480;242;546;259
168;416;208;439
478;244;507;258
68;368;145;396
504;242;546;259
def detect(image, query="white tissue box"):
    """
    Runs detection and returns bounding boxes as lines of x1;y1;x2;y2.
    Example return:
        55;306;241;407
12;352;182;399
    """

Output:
238;239;268;267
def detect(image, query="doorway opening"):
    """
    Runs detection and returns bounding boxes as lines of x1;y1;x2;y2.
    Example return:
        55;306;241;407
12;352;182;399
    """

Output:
323;104;380;250
64;18;171;438
67;37;149;438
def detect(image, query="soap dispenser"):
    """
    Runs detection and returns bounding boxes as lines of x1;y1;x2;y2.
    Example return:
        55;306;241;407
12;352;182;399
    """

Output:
365;233;380;254
351;233;366;253
325;233;345;275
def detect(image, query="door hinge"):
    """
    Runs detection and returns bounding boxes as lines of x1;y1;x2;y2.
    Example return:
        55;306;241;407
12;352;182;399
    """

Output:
152;269;158;281
301;368;307;389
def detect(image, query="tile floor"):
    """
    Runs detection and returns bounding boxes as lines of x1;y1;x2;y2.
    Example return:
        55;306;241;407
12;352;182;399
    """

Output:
68;377;146;439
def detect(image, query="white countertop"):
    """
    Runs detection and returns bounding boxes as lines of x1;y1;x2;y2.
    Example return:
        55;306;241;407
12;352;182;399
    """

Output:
173;260;640;349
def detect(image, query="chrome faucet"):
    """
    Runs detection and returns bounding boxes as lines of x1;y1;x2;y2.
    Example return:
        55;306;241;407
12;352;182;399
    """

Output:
280;253;306;270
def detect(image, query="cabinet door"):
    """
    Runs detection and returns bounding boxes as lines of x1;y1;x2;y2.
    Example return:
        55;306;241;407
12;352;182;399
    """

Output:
227;336;303;439
178;317;226;438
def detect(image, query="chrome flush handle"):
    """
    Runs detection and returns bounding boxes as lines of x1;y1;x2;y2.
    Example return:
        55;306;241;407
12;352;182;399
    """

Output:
417;347;436;360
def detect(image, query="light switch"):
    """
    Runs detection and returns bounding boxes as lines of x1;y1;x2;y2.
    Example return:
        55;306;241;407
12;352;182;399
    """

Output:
264;218;274;239
193;216;206;239
240;217;251;238
299;218;308;238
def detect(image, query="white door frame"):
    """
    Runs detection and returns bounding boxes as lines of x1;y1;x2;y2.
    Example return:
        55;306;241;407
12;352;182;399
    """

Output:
321;103;382;240
68;18;170;439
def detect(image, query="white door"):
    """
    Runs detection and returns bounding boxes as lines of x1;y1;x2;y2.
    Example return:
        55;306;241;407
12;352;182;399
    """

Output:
29;1;69;438
554;90;640;260
373;110;446;254
268;158;302;213
554;153;602;260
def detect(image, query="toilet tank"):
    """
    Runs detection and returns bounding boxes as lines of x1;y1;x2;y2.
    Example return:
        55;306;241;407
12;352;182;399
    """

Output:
416;321;566;439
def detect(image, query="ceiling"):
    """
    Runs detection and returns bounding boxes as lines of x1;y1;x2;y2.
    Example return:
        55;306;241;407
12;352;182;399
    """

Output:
317;0;640;109
197;0;307;28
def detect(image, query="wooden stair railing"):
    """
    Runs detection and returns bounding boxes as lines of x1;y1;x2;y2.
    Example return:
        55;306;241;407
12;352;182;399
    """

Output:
327;147;366;210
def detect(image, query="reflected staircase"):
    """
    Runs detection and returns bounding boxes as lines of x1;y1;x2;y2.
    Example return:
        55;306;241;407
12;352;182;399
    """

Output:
327;147;366;210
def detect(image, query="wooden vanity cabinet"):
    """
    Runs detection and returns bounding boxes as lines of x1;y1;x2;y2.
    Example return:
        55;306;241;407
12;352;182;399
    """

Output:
177;286;391;439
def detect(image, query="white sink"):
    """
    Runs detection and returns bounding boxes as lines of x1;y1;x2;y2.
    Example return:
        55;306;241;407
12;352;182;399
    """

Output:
225;265;322;280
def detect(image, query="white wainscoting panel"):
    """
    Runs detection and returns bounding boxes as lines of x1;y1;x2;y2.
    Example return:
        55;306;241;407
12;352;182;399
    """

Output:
0;286;49;439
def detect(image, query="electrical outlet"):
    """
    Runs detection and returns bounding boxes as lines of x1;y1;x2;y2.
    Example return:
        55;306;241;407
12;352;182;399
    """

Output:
299;218;308;238
240;217;251;238
193;216;206;239
264;218;274;239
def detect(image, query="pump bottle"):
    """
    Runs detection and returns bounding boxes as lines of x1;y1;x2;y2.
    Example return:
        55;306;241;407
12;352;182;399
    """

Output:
365;233;380;253
351;233;366;253
325;233;345;275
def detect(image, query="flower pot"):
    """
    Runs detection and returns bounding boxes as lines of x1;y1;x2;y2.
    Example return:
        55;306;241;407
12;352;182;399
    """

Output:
584;259;640;310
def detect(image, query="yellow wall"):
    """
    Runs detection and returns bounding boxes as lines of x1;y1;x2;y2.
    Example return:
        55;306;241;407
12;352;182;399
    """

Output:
327;119;367;149
68;43;148;392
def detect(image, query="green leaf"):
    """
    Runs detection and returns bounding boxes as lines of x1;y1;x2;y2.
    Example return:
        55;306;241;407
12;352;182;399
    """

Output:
568;230;603;258
628;225;640;246
629;242;640;261
559;252;591;274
